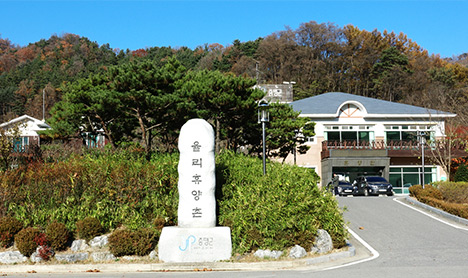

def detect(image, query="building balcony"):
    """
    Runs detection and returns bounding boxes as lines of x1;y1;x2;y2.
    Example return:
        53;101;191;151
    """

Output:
321;140;467;160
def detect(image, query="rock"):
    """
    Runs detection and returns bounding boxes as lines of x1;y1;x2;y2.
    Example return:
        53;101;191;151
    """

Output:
89;235;108;248
0;251;28;264
55;253;88;263
310;229;333;254
31;246;55;263
31;247;43;263
71;239;89;252
253;249;283;259
30;252;43;263
289;245;307;259
122;255;138;261
149;250;158;260
91;251;115;262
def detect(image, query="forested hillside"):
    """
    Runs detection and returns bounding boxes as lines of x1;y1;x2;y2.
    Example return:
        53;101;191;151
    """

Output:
1;21;467;124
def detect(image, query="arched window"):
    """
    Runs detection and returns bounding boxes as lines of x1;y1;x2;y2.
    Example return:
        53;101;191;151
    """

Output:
337;103;365;118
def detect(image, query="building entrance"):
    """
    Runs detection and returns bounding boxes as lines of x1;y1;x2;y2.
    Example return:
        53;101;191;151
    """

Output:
332;167;384;184
320;150;390;188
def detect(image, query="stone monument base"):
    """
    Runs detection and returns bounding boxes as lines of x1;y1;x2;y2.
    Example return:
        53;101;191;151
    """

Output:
158;226;232;263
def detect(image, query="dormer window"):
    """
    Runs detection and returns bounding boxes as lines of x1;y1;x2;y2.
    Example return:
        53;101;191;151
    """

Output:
336;101;367;118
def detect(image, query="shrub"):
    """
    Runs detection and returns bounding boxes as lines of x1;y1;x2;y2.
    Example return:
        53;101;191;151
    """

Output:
36;245;54;261
423;186;443;200
45;222;70;251
0;216;23;247
34;232;54;261
409;185;442;200
76;217;104;241
152;217;166;230
108;229;135;257
34;232;49;247
409;184;422;198
216;151;347;254
15;227;41;257
108;228;158;257
418;196;468;219
133;228;157;256
2;149;179;231
436;181;468;204
1;149;349;256
411;182;468;220
454;163;468;182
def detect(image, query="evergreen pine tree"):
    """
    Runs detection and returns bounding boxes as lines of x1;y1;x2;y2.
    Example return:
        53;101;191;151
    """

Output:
454;163;468;182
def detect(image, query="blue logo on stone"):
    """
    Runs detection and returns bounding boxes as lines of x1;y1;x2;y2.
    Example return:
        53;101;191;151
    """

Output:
179;235;196;251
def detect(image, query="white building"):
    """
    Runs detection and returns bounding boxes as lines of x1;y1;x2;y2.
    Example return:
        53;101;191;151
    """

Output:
0;115;51;151
288;92;459;193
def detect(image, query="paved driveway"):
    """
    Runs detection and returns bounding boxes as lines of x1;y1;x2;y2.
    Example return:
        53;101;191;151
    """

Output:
322;196;468;278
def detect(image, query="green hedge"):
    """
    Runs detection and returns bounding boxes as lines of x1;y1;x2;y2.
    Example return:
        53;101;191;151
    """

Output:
435;181;468;204
1;149;179;231
217;151;347;254
409;182;468;220
417;196;468;219
408;184;443;200
1;148;347;254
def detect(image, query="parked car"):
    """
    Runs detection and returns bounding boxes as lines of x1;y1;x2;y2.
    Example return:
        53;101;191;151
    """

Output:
354;176;394;196
327;180;357;196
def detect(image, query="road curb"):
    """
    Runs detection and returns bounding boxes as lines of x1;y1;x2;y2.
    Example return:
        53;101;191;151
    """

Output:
402;196;468;226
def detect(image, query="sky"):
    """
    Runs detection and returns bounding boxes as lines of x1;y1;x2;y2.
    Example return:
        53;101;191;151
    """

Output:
1;0;467;58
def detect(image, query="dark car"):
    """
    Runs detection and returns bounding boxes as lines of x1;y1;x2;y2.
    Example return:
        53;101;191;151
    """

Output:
327;180;357;196
354;176;394;196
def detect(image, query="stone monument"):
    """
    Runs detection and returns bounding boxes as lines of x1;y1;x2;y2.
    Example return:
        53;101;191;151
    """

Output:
158;119;232;262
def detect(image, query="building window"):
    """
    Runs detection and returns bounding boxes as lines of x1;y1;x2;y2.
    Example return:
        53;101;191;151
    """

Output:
82;132;106;148
327;131;340;141
359;131;370;141
324;125;373;144
305;136;315;144
13;137;29;152
342;131;357;141
389;166;436;194
385;125;433;143
302;166;317;172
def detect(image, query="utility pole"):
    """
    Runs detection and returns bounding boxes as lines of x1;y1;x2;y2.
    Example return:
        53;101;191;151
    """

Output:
42;88;45;121
419;131;426;189
256;62;259;85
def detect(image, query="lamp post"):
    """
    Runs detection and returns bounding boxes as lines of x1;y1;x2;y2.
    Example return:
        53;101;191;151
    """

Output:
419;131;426;189
293;129;299;165
258;99;270;175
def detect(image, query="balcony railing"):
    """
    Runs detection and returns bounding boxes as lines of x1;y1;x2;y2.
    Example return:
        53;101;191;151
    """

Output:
322;140;425;150
321;140;467;159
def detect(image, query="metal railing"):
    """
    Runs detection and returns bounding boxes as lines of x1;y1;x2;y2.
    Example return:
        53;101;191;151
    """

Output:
322;140;424;150
321;140;467;158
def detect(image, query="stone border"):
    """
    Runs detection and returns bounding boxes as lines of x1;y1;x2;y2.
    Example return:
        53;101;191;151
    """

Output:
0;245;356;273
403;196;468;226
157;245;356;271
